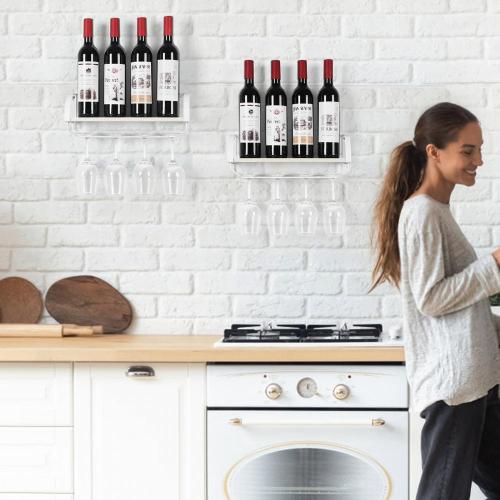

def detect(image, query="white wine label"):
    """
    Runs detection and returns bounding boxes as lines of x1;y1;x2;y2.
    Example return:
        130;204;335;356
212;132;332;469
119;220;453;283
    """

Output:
157;59;179;102
77;61;99;102
239;102;260;143
292;103;313;145
131;61;152;104
104;63;125;105
319;101;340;143
266;105;287;147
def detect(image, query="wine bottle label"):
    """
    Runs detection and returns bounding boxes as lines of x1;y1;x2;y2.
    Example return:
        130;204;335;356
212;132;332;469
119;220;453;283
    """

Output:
292;103;313;145
157;59;179;102
266;105;287;146
77;61;99;103
131;61;152;104
319;101;340;143
239;102;260;143
104;63;125;105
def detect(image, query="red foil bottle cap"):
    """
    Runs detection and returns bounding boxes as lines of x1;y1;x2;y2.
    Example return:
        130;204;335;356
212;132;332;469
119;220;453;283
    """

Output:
271;60;281;80
110;18;120;38
244;60;254;80
298;60;307;80
164;16;173;36
137;17;147;37
324;59;333;79
83;18;93;38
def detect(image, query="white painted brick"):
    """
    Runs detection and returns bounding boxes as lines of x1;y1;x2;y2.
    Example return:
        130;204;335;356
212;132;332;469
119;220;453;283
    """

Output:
416;61;500;83
42;37;79;59
185;84;226;108
87;249;158;271
128;318;193;335
9;108;64;130
0;250;9;270
9;14;80;35
230;0;299;12
493;227;500;245
0;0;39;10
0;109;6;129
159;295;231;317
0;131;40;152
0;203;12;224
461;226;491;247
193;14;266;36
7;60;75;81
234;296;305;317
189;131;224;153
494;181;500;200
87;201;158;224
342;62;411;84
345;273;397;296
345;155;384;178
227;37;299;59
0;84;43;106
43;83;73;107
15;202;85;224
161;249;231;270
269;232;343;249
343;226;372;248
344;109;416;132
50;179;80;200
346;180;380;203
197;225;268;248
45;0;117;11
0;226;45;247
193;318;231;334
456;203;500;224
12;249;83;271
122;226;194;247
236;249;304;271
0;37;41;58
162;202;234;224
377;86;449;108
487;0;500;12
0;179;48;201
345;203;376;225
0;15;5;35
308;296;380;318
7;154;76;178
270;272;342;295
342;16;413;37
43;132;87;153
45;272;119;290
309;250;372;271
378;0;448;12
340;87;376;108
0;62;4;80
120;272;192;294
416;15;482;37
196;271;266;294
197;179;269;202
376;39;446;60
382;296;402;317
452;181;490;201
485;39;500;59
301;39;373;60
116;0;174;11
477;15;500;35
48;225;119;247
178;36;225;59
268;15;339;37
447;38;483;59
305;0;374;13
127;295;157;318
178;0;226;12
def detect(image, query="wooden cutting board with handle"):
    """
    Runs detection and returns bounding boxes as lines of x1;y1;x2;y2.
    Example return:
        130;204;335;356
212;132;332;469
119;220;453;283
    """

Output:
45;276;132;333
0;277;43;323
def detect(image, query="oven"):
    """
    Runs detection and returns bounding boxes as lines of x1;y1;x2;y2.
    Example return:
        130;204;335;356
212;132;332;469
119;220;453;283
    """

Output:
207;363;408;500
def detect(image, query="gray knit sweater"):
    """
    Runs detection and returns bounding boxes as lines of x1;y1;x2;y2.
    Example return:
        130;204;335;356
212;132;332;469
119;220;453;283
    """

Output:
398;194;500;413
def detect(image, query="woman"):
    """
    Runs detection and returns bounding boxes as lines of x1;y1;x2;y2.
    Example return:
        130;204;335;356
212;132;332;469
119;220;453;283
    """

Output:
371;102;500;499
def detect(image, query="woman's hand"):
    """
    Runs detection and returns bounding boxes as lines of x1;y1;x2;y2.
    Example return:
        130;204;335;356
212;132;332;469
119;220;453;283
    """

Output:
493;249;500;266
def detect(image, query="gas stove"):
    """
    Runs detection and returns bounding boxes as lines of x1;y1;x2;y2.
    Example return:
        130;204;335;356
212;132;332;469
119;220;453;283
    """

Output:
214;322;403;348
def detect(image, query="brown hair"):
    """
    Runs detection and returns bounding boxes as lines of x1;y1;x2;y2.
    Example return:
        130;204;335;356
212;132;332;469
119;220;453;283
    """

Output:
370;102;478;291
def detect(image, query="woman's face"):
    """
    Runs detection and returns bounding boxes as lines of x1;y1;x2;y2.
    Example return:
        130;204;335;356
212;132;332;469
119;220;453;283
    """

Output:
430;121;484;187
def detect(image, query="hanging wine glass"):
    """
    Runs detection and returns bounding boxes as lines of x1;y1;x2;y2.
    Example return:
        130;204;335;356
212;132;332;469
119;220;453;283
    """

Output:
162;139;185;196
295;181;318;234
267;179;290;236
76;137;98;197
134;137;156;197
238;179;262;235
105;138;127;199
324;180;346;234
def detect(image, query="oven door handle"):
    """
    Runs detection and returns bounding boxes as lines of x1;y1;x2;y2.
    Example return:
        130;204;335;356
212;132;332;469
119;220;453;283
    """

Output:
228;417;386;427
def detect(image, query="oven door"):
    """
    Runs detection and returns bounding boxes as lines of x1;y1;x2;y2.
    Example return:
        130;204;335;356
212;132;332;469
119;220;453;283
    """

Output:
207;410;408;500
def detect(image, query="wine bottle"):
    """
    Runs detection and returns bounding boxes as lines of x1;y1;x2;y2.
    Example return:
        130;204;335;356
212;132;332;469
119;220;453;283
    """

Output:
104;18;126;117
77;18;99;117
239;60;261;158
292;60;314;158
318;59;340;158
130;17;152;117
265;60;287;158
157;15;179;117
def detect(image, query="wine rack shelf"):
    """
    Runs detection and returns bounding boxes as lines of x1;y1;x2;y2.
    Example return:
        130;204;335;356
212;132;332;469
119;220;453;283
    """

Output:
64;93;190;138
227;133;351;179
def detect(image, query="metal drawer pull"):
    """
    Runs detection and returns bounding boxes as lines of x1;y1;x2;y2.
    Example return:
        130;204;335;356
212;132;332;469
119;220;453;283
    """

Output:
126;366;156;377
228;418;386;427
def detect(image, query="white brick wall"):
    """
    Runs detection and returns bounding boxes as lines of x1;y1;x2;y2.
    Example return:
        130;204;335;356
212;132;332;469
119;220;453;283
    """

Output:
1;0;499;343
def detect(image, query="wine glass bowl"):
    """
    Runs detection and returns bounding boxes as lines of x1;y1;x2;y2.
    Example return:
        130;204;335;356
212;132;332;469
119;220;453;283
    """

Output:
105;157;127;198
162;159;185;196
76;158;98;197
134;159;156;197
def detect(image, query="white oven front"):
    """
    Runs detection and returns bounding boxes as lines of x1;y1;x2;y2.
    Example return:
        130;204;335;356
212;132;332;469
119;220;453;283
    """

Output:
207;409;408;500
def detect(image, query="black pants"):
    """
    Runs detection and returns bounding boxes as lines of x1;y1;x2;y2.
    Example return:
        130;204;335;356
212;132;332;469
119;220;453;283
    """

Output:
416;384;500;500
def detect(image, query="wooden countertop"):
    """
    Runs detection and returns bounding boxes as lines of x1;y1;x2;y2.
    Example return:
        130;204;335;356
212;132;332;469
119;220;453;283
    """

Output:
0;335;405;362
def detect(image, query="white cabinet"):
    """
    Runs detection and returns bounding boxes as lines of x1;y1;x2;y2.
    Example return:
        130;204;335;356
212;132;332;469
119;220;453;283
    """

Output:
74;363;205;500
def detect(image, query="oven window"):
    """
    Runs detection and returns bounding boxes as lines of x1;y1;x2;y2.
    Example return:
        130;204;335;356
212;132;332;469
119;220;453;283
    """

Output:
226;445;389;499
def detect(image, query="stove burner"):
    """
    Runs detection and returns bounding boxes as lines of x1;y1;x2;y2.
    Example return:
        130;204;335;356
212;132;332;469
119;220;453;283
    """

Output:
223;322;382;343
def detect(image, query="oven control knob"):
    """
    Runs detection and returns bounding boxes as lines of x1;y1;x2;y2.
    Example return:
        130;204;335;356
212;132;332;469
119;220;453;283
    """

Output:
265;383;283;400
333;384;350;400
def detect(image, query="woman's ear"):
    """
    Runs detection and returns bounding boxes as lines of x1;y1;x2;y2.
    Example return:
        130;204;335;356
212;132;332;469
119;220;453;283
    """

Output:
426;143;439;162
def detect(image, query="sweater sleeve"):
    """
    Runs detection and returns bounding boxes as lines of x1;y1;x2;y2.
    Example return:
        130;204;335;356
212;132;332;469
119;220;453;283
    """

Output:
493;314;500;345
406;227;500;317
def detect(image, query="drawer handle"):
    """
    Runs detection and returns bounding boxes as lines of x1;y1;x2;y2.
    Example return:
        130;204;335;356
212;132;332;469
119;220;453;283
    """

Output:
126;366;155;378
228;417;386;427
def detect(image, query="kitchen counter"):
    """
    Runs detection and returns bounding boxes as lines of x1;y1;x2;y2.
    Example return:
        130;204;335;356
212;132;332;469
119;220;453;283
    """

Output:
0;335;405;362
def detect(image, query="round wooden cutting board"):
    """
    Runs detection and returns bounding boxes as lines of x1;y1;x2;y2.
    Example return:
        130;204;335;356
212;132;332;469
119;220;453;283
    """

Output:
45;275;132;333
0;277;43;323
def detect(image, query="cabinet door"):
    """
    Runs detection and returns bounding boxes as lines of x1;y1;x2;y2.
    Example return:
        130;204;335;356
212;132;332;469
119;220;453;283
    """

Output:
74;363;205;500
